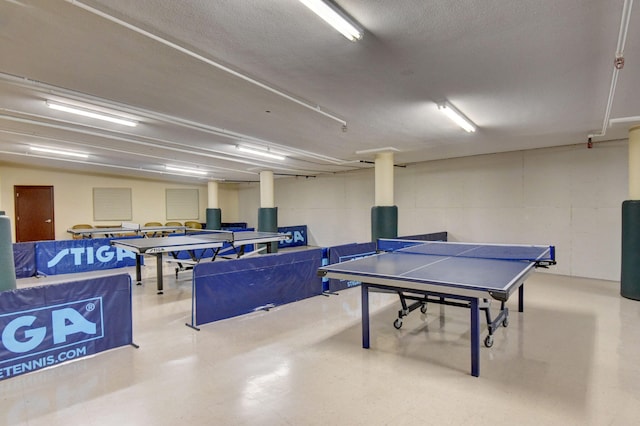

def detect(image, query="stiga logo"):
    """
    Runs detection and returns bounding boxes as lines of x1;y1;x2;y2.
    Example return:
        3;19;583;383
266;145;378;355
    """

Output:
47;246;135;268
0;298;104;364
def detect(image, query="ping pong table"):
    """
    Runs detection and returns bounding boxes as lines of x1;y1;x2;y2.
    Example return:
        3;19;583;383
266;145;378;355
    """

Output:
317;239;555;377
68;222;186;238
111;230;289;294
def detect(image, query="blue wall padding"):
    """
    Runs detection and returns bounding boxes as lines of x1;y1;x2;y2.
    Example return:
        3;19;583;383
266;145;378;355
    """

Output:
327;242;377;292
0;273;132;380
13;242;36;278
192;248;323;325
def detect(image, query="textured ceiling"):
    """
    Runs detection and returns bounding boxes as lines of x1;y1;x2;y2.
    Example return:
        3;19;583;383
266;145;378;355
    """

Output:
0;0;638;183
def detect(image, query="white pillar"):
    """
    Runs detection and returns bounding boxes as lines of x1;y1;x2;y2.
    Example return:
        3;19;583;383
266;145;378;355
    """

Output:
374;152;394;206
629;125;640;200
207;181;219;209
260;171;275;208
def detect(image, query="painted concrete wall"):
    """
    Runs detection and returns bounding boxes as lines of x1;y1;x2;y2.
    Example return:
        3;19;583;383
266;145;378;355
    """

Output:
237;141;627;281
0;165;239;240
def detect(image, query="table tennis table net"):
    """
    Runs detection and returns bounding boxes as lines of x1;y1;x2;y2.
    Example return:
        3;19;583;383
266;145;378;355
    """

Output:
379;240;553;262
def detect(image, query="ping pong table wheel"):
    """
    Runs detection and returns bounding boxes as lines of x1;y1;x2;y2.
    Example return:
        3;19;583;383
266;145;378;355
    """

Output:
393;318;403;329
420;303;427;314
484;335;494;348
502;317;509;327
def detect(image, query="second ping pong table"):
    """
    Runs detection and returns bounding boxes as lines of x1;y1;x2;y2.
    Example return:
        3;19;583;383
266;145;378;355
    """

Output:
317;239;555;377
111;230;289;294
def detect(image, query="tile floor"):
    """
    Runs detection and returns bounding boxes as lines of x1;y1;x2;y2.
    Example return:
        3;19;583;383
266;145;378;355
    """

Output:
2;261;640;425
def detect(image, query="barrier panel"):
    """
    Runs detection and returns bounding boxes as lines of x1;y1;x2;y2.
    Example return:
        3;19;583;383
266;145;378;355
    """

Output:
13;242;36;278
35;238;138;276
398;231;448;241
326;242;377;292
278;225;308;249
0;273;133;380
191;248;323;326
325;232;447;292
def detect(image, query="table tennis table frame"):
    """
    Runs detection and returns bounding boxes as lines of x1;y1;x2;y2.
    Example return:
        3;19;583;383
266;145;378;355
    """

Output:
112;232;287;294
319;243;554;377
355;275;528;377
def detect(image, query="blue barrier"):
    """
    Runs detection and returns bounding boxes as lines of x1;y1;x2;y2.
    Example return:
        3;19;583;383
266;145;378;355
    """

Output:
278;225;308;249
0;273;133;381
326;242;377;292
399;231;448;241
191;248;323;326
13;242;36;278
35;238;138;276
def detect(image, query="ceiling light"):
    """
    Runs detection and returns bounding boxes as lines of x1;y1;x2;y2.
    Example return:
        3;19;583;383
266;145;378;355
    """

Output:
299;0;363;41
30;146;89;159
437;102;477;133
165;165;208;175
46;101;138;127
237;146;286;161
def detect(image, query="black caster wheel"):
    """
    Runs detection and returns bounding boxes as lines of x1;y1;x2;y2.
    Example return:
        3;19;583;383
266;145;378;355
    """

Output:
420;304;427;314
393;318;403;329
484;335;494;348
502;317;509;327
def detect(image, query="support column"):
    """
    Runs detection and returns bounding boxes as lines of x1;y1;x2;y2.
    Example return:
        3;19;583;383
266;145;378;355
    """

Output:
258;171;278;253
371;152;398;242
206;181;221;230
622;125;640;300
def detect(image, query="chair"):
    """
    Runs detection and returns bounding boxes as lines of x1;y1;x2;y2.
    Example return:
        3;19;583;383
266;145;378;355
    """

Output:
184;221;202;230
143;222;163;237
164;221;183;235
71;224;93;240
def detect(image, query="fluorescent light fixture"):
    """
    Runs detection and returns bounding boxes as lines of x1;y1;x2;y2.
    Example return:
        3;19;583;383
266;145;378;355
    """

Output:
165;165;208;175
299;0;363;41
46;101;138;127
30;146;89;159
437;102;477;133
355;147;400;155
237;146;286;161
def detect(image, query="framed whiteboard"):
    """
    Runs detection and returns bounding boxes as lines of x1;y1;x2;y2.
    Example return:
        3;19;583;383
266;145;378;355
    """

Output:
166;188;199;219
93;188;132;221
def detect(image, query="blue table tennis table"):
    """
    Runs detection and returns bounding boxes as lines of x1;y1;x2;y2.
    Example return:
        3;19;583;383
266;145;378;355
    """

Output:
317;239;556;377
111;230;289;294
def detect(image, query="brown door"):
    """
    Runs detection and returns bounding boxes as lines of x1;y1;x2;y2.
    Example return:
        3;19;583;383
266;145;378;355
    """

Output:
14;186;55;242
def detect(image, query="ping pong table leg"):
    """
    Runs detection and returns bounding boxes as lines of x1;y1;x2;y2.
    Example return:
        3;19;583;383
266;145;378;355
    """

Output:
155;253;164;295
135;254;142;284
362;284;370;349
470;298;480;377
518;284;524;312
